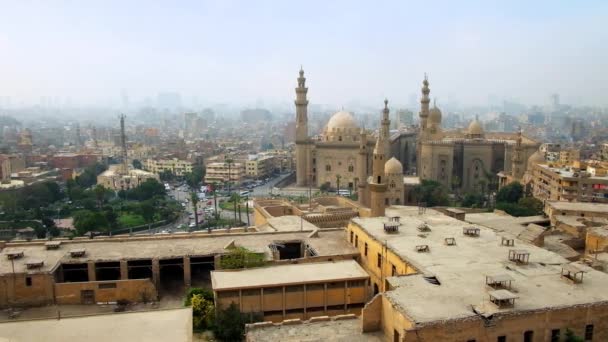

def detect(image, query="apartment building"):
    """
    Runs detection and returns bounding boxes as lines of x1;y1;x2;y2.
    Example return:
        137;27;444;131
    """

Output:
204;162;245;185
145;158;193;176
529;163;608;203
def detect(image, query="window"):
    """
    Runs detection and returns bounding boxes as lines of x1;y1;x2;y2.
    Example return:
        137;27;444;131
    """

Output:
551;329;560;342
393;329;400;342
354;235;358;248
312;158;316;165
524;330;534;342
466;340;476;342
348;165;354;172
326;164;331;171
497;336;506;342
385;198;389;205
98;283;117;289
377;253;382;268
377;176;381;183
364;243;368;256
350;231;353;243
391;264;397;276
25;277;32;287
585;324;594;340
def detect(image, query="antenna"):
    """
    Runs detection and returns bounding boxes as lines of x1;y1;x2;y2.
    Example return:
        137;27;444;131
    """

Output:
120;114;128;175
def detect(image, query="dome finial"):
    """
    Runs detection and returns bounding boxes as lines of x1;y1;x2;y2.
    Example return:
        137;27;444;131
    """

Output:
384;98;388;109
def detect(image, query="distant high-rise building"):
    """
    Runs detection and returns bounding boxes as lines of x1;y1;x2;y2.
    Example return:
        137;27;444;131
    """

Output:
157;92;182;109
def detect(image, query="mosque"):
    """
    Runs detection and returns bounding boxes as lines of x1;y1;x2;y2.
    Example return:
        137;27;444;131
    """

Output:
293;69;540;212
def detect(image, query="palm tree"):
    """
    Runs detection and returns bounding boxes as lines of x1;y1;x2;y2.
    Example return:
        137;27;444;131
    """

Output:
190;192;199;232
336;174;342;193
225;158;234;195
94;185;105;209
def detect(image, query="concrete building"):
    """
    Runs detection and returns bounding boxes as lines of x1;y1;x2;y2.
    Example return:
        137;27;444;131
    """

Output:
528;162;608;203
0;229;355;308
211;260;370;322
204;162;246;185
97;165;159;191
342;206;608;341
245;154;275;179
145;158;194;177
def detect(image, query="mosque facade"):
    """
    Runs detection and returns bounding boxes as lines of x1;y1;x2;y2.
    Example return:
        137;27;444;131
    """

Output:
294;69;539;210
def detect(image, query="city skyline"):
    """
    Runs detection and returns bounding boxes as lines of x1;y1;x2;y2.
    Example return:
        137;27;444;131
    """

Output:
0;0;607;107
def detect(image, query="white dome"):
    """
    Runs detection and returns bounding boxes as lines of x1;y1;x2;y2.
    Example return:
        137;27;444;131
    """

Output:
326;111;358;131
384;157;403;174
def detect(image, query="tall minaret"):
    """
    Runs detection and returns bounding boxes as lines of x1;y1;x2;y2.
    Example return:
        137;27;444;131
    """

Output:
419;74;431;132
381;98;391;157
357;128;369;207
511;128;525;180
295;67;309;186
369;101;388;217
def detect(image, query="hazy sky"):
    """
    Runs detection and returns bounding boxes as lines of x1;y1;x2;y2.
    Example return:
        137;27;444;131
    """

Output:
1;0;607;107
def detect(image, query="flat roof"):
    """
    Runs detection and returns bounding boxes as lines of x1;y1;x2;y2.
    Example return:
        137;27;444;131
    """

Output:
465;212;547;237
0;230;356;275
246;317;384;342
0;308;192;342
546;201;608;213
352;206;608;324
211;260;368;291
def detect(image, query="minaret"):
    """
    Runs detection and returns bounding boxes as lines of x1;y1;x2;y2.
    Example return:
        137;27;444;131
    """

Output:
381;98;391;157
295;67;309;186
369;102;388;217
357;128;369;207
419;74;431;132
511;128;524;180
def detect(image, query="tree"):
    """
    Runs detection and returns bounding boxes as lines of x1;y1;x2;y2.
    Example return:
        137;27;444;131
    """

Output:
214;303;244;341
127;179;166;201
184;288;215;331
73;210;109;235
225;159;234;194
75;162;107;188
139;200;155;227
496;182;523;203
411;180;450;207
94;185;106;209
517;197;543;215
462;193;484;208
132;159;143;169
190;192;199;231
213;302;261;341
336;174;342;193
219;247;265;269
185;165;205;189
159;170;174;182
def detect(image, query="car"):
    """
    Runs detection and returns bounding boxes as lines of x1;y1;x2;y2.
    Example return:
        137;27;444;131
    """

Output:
189;222;196;228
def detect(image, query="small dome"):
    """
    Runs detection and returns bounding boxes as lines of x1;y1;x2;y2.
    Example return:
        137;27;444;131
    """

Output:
384;157;403;174
527;150;545;168
468;119;484;136
429;106;442;124
326;111;358;131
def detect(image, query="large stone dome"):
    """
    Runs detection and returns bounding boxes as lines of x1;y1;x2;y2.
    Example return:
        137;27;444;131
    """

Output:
429;105;442;124
326;111;358;132
468;119;484;136
384;157;403;175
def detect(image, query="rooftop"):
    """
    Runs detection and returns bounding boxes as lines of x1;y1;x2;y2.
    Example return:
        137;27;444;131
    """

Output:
0;308;192;342
465;212;547;237
211;260;368;291
538;164;608;180
246;316;384;342
546;201;608;213
0;229;355;275
352;206;608;325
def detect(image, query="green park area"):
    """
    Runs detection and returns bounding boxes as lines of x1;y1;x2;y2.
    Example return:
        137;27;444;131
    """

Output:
0;163;183;238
